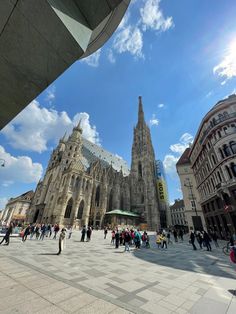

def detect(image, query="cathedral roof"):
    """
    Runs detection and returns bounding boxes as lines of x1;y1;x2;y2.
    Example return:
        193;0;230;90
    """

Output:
81;138;130;176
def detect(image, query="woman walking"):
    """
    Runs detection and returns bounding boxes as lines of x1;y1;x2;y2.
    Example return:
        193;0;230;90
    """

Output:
57;228;66;255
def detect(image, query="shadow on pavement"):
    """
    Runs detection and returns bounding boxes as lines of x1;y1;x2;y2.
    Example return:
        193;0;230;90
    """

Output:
132;234;236;280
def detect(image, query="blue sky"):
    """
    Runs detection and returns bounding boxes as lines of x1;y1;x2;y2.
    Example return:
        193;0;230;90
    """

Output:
1;0;236;209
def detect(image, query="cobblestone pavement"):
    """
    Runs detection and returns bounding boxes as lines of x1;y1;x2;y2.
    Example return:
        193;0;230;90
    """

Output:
0;230;235;314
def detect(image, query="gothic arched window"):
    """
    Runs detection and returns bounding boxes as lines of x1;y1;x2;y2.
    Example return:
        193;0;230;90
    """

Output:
225;165;232;179
230;141;236;154
95;186;100;207
64;198;73;218
77;200;84;219
223;144;231;157
108;190;113;212
138;162;142;178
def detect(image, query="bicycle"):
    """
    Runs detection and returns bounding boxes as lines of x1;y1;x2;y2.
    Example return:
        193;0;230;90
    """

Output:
222;241;231;255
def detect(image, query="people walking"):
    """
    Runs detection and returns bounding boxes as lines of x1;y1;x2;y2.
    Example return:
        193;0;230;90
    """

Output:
190;231;197;250
40;224;46;240
124;230;131;252
22;225;31;242
81;225;86;242
156;233;162;249
134;230;141;249
0;223;13;246
173;229;178;242
53;224;60;239
57;228;66;255
104;227;108;239
196;231;203;249
161;233;167;249
115;230;120;249
86;226;92;241
68;227;73;239
211;231;219;248
203;231;212;251
179;229;184;242
111;230;115;245
167;231;172;244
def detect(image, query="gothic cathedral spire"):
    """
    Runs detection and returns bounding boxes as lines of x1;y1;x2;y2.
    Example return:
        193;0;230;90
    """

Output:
130;96;160;230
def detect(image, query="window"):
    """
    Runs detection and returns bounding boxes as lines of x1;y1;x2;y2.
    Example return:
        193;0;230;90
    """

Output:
218;131;222;138
231;163;236;177
217;171;222;182
226;165;232;179
219;148;224;159
223;144;231;157
211;154;217;165
95;186;100;207
77;200;84;219
64;198;73;218
230;141;236;154
138;162;142;178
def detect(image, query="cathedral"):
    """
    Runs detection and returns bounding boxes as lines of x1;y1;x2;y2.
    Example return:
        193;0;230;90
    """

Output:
27;97;163;230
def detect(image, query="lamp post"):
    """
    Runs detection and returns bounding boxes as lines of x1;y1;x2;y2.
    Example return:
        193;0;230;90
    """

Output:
184;178;198;217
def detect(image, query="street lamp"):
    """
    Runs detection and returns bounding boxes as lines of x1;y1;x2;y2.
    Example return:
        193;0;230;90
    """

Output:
0;158;5;167
184;178;198;217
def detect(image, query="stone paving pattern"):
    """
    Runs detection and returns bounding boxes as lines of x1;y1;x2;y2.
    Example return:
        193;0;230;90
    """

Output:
0;230;235;313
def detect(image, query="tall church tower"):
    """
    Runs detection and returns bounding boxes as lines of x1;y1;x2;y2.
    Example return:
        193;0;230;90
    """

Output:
130;96;160;230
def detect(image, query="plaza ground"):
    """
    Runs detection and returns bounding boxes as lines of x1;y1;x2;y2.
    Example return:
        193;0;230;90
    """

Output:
0;230;235;314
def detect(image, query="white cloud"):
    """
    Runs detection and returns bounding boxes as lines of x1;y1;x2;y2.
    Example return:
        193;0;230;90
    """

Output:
158;103;164;108
213;39;236;83
163;133;193;175
45;85;56;103
0;145;43;187
115;154;124;160
107;49;116;64
113;25;143;58
0;197;8;210
170;133;193;154
140;0;173;32
1;100;101;153
206;91;212;98
149;114;159;126
163;154;179;174
80;49;101;67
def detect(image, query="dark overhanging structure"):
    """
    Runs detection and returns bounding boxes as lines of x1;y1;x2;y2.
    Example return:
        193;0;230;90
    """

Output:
0;0;130;129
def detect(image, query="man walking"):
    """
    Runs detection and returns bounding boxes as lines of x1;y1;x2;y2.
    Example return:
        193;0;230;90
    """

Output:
57;228;66;255
190;231;197;250
0;223;13;246
124;230;131;252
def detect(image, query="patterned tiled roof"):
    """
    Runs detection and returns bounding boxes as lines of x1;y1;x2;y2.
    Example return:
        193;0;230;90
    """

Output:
81;138;130;176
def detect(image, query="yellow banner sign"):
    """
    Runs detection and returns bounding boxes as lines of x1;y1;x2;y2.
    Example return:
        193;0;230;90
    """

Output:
157;180;167;203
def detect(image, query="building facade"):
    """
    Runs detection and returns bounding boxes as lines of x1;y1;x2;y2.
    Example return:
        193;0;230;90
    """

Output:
169;199;187;227
1;191;34;225
27;97;161;230
177;148;206;231
188;94;236;237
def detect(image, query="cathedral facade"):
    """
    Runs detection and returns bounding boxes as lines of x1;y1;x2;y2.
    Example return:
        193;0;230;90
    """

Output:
27;97;161;230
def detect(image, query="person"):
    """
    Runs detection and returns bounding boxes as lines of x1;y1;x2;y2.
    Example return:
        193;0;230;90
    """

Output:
173;229;178;242
40;224;47;240
203;231;212;251
124;230;131;252
53;224;60;239
35;224;40;240
167;231;172;244
81;225;86;242
22;224;31;242
196;231;203;249
104;227;108;239
30;224;35;239
134;230;141;249
156;233;162;249
179;229;184;242
68;227;73;239
57;228;66;255
190;231;197;250
146;234;150;248
86;226;92;241
161;233;167;249
211;231;219;248
0;223;13;246
111;230;115;245
115;229;120;249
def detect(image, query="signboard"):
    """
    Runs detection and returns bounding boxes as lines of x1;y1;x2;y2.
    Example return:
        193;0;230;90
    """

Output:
157;179;167;203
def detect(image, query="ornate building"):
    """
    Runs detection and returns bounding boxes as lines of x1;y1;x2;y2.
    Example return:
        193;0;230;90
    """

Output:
1;190;34;225
182;94;236;237
27;97;161;230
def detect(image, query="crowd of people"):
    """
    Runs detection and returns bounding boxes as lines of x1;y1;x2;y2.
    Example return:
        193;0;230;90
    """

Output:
1;221;236;262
